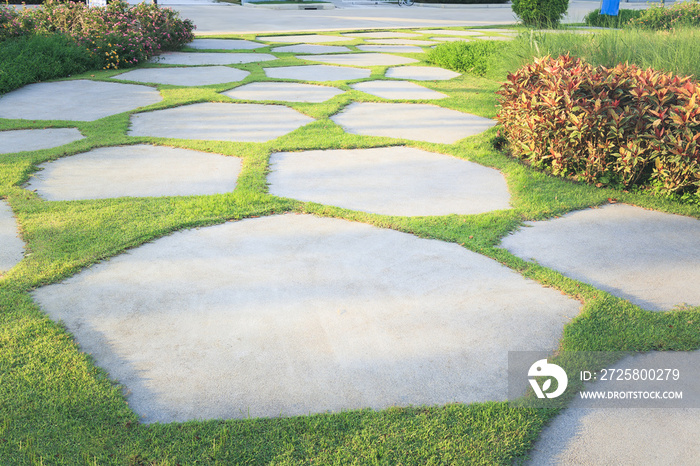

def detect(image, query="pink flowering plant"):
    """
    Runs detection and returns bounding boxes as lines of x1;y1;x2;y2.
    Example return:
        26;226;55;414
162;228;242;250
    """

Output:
0;5;34;41
15;0;194;69
629;1;700;30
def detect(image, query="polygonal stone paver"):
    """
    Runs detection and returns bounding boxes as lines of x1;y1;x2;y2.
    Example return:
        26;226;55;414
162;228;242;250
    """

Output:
527;351;700;465
343;31;421;38
257;34;353;43
331;102;495;144
0;200;24;273
264;65;370;82
356;45;424;54
32;214;579;423
350;80;447;100
26;145;242;201
223;82;343;103
129;103;314;142
418;29;484;36
366;39;437;46
297;53;418;67
150;52;276;65
0;80;162;122
268;147;511;216
500;203;700;311
0;128;84;154
271;44;351;54
113;66;250;87
385;66;460;81
189;39;265;50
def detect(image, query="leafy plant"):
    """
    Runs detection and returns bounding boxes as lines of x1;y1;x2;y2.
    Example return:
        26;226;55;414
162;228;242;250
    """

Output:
496;54;700;199
511;0;569;28
427;40;506;76
630;0;700;30
583;8;642;28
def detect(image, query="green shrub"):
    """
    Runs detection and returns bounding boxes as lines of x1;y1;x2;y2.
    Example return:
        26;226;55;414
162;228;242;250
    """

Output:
583;8;642;28
0;33;99;94
630;1;700;30
511;0;569;28
496;54;700;199
426;40;506;76
0;5;34;42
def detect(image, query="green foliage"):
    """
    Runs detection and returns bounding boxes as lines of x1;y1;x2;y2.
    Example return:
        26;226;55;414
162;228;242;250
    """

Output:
511;0;569;27
0;33;99;95
427;40;506;76
496;54;700;199
583;8;642;28
630;0;700;30
0;5;34;42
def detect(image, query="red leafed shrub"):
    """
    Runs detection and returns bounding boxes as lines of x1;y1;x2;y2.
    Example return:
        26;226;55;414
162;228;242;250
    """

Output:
496;54;700;200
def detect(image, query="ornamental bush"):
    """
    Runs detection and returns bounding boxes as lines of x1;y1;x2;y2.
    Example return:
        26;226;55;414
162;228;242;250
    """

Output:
583;8;642;28
427;40;506;76
629;0;700;30
511;0;568;28
496;55;700;199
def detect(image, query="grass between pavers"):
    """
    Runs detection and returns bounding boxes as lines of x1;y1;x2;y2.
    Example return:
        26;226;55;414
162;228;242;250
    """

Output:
1;27;700;464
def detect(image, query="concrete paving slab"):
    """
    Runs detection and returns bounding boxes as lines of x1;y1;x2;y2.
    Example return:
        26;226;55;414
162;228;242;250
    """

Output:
129;102;314;142
366;38;438;45
271;44;351;54
0;200;24;273
385;66;460;80
268;146;510;216
417;29;483;36
350;80;447;100
0;80;162;122
356;45;424;53
0;128;84;154
296;53;418;66
112;66;250;86
343;31;421;38
264;64;370;81
223;82;343;102
257;34;354;43
431;37;470;42
26;145;241;201
189;38;265;50
32;214;579;423
527;351;700;465
150;52;276;65
331;102;495;144
500;204;700;311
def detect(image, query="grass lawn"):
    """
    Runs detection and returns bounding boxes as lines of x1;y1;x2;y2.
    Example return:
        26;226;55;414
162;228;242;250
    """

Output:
1;27;699;464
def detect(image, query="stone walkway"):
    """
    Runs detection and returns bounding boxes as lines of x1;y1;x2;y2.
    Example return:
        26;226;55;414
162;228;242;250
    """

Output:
1;26;699;462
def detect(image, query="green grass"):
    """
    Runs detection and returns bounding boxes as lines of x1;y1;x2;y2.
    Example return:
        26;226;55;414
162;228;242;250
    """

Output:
1;27;700;465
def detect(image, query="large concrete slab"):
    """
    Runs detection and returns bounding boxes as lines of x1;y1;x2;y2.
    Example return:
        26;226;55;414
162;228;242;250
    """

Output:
416;29;484;36
264;64;370;81
222;82;343;103
271;44;351;54
331;102;495;144
268;146;510;216
0;200;24;273
527;351;700;465
112;66;250;86
366;39;437;46
350;80;447;100
129;103;314;142
0;80;162;122
296;53;418;66
0;128;84;154
32;214;579;423
257;34;354;43
500;204;700;311
385;66;460;81
189;38;265;50
150;52;276;65
26;145;241;201
343;31;421;38
356;45;424;54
